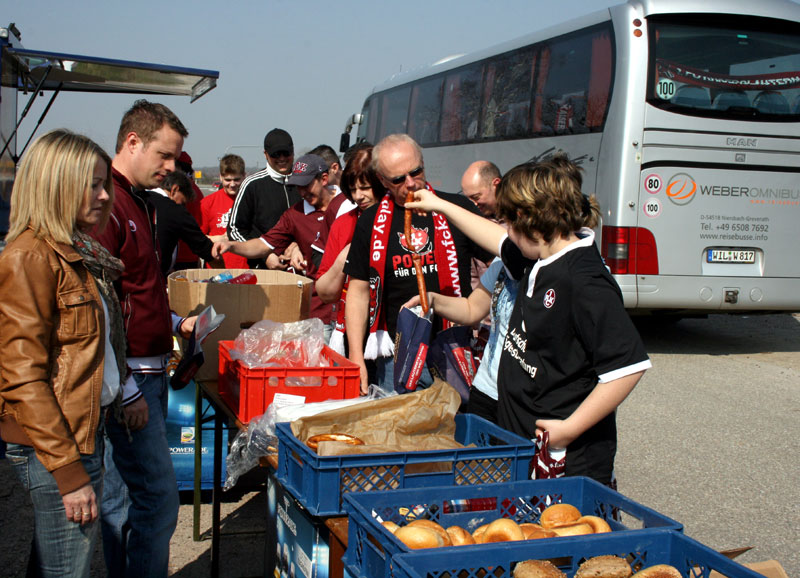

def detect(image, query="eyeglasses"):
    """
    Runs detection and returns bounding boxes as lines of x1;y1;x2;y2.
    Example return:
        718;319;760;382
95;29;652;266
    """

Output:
384;165;424;186
269;150;293;159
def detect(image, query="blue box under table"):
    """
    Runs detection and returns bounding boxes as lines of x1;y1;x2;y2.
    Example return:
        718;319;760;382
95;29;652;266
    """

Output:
391;529;764;578
342;476;683;578
166;383;227;491
275;413;537;517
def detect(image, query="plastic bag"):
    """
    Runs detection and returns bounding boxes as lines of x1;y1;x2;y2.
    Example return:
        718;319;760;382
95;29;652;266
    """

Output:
393;305;432;394
230;318;327;385
223;413;274;490
532;430;566;480
223;385;393;490
428;324;475;404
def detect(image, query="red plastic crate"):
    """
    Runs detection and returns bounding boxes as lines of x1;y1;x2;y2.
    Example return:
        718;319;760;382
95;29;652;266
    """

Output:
218;340;361;423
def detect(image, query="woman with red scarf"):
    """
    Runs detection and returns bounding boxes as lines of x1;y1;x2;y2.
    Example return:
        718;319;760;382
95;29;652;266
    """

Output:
315;144;384;357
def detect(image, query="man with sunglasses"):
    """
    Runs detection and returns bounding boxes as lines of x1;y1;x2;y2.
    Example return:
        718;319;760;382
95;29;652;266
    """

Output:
343;134;489;394
228;128;300;267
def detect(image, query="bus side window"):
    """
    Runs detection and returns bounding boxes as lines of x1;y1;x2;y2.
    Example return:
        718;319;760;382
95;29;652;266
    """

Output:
481;48;535;138
379;86;411;138
587;28;613;128
441;64;483;143
364;97;379;144
408;77;444;146
539;30;595;135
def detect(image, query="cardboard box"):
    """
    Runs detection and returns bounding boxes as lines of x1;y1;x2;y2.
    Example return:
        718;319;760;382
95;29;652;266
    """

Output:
710;560;789;578
168;269;312;382
713;548;790;578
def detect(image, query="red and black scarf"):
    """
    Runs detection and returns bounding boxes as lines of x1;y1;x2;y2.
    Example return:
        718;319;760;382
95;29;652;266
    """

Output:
363;186;462;359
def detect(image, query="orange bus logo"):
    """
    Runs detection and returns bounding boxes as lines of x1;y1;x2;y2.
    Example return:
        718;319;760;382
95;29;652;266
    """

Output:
666;173;697;206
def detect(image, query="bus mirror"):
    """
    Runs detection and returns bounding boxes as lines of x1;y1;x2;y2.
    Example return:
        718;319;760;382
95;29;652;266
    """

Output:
339;133;350;153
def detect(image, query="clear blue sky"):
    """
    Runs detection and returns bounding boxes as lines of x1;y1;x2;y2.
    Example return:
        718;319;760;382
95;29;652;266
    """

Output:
5;0;616;171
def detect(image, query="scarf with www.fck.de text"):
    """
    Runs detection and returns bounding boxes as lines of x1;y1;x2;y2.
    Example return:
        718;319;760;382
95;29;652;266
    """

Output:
364;186;462;359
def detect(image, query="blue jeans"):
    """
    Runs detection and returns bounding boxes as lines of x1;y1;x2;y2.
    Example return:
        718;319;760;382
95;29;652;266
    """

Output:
6;426;104;578
376;356;434;394
102;372;178;578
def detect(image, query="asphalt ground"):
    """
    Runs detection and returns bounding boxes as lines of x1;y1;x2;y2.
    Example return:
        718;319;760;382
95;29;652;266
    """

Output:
1;313;798;577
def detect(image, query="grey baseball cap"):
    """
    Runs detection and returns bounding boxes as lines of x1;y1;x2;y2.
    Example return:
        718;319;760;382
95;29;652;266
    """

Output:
287;154;329;186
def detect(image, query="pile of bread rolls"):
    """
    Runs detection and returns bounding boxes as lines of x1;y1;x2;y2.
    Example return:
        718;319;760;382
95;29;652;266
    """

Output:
513;556;682;578
381;502;612;550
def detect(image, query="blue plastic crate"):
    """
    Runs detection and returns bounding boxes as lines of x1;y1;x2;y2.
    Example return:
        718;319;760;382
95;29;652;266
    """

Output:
342;477;683;578
275;413;536;516
389;530;763;578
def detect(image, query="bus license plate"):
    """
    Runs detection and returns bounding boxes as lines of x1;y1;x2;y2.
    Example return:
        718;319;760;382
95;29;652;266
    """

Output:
707;249;756;263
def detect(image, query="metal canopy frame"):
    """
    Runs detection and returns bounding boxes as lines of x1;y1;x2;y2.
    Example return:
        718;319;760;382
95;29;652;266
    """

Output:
0;45;219;162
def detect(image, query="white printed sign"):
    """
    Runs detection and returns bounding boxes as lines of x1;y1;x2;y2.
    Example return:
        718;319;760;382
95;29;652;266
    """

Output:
644;174;662;194
656;79;676;100
643;198;662;218
272;393;306;408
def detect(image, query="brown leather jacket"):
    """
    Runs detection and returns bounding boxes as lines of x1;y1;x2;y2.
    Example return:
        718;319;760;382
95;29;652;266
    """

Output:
0;230;106;495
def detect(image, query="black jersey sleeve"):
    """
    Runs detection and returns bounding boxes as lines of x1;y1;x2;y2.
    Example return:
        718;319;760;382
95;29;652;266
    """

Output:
175;204;216;263
228;183;256;241
572;271;649;380
342;207;374;281
499;236;533;281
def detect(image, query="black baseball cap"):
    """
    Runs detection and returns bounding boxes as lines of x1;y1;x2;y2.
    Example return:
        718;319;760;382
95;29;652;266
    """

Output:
263;128;293;156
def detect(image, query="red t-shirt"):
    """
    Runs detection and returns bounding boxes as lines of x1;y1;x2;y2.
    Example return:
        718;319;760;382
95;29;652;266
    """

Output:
316;208;358;279
262;200;333;323
313;191;357;253
200;189;249;269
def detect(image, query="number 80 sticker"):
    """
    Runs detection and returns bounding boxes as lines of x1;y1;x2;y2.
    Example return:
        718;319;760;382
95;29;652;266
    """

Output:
644;173;662;194
643;198;662;218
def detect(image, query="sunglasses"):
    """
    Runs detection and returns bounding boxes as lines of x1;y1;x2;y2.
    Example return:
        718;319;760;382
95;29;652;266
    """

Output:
384;165;424;186
269;150;293;159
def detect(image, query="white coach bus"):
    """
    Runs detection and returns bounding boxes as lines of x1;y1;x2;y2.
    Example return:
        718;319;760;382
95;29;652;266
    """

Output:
342;0;800;313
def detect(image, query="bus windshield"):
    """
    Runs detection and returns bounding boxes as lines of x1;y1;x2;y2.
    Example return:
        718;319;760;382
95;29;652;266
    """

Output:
648;15;800;120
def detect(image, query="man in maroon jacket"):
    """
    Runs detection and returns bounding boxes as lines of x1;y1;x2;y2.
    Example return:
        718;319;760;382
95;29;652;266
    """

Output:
91;99;194;578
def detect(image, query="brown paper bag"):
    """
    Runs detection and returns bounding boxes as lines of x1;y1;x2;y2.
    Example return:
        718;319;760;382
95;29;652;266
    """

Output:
290;379;463;456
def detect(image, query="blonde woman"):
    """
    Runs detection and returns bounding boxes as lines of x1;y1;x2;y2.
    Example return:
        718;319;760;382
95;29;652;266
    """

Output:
0;129;125;577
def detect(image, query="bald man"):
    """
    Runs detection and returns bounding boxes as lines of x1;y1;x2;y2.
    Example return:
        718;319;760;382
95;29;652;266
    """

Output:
461;160;501;219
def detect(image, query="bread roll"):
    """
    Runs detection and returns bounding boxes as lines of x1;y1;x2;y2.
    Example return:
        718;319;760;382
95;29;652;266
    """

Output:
526;528;558;540
381;521;399;534
575;555;632;578
445;525;475;546
578;515;612;534
482;518;525;543
631;565;682;578
519;523;544;539
550;522;594;537
519;523;556;540
471;523;489;543
407;519;452;546
539;503;582;529
305;433;364;452
393;525;443;549
513;559;567;578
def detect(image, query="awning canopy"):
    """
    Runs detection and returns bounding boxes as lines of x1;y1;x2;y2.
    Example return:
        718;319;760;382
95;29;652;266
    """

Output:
2;47;218;102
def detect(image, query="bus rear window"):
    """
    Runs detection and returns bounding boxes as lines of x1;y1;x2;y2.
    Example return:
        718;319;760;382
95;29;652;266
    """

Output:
648;15;800;120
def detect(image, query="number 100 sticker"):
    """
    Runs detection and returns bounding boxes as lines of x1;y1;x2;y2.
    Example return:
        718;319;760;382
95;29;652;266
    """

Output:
656;79;676;100
643;198;662;218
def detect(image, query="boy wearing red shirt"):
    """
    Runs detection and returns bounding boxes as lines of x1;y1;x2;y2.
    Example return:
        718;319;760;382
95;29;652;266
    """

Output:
200;154;249;269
